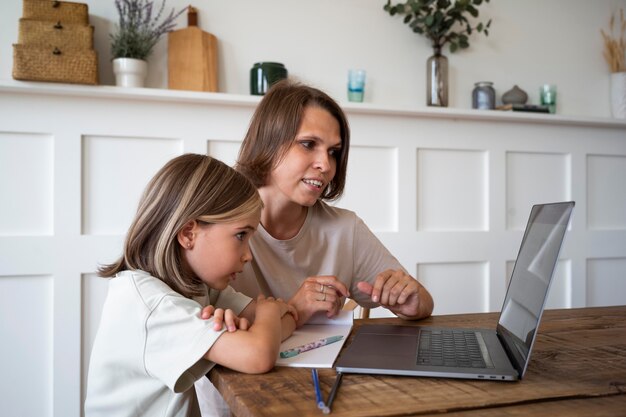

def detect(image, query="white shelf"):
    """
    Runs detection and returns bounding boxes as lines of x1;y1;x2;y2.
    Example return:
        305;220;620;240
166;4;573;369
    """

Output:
2;79;626;130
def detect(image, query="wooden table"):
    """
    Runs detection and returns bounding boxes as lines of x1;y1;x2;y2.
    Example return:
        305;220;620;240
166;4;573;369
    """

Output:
209;306;626;417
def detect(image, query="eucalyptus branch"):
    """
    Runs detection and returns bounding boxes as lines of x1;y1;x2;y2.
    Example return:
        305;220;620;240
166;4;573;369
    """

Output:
384;0;492;53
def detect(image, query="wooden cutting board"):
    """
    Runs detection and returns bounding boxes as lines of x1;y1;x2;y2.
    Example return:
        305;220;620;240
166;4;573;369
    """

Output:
168;6;218;92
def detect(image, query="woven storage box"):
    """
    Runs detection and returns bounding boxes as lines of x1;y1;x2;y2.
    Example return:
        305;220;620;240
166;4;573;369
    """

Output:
23;0;89;25
18;19;93;50
13;44;98;85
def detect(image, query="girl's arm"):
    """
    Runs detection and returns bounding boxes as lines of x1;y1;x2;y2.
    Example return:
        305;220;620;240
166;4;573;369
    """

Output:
204;296;295;373
239;298;298;341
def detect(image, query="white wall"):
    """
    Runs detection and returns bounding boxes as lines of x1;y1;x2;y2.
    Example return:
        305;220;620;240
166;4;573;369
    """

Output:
2;0;626;117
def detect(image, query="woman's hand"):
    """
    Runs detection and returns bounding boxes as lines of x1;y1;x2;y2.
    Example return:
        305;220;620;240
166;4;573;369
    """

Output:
288;276;350;326
200;305;250;332
357;269;433;319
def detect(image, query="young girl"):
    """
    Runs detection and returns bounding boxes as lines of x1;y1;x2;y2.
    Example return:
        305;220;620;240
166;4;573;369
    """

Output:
85;154;296;417
232;80;434;325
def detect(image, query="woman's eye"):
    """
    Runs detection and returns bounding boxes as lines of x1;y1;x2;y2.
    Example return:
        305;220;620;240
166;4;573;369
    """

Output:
329;148;341;158
235;232;246;241
299;140;314;149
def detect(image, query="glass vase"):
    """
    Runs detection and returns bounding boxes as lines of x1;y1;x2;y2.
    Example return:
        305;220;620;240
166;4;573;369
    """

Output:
426;48;448;107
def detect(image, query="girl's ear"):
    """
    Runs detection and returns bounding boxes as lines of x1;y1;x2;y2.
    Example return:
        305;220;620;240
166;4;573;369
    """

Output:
177;220;196;250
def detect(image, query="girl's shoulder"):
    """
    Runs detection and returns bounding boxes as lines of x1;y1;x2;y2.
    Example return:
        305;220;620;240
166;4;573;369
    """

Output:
115;269;185;307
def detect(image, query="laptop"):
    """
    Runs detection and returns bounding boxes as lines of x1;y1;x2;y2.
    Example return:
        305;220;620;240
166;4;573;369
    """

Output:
335;201;575;381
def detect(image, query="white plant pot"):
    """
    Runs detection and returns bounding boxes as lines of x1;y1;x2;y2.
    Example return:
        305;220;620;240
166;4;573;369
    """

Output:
113;58;148;88
610;72;626;119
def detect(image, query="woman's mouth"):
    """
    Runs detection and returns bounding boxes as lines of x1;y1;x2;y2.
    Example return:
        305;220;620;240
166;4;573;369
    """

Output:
302;178;323;189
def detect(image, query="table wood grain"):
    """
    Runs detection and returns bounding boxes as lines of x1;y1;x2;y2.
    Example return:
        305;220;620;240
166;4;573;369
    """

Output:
209;306;626;417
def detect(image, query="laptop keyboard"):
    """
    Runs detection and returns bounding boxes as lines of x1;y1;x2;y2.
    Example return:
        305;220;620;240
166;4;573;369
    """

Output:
417;329;493;368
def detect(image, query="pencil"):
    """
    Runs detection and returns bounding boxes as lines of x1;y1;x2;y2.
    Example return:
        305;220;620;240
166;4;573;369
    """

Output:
311;368;325;410
325;372;343;413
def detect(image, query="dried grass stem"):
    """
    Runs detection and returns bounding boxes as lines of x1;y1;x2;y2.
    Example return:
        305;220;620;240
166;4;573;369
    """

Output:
601;9;626;73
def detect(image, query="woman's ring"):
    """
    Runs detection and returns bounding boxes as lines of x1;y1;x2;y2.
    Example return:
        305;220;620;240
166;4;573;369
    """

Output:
322;293;327;302
320;284;324;293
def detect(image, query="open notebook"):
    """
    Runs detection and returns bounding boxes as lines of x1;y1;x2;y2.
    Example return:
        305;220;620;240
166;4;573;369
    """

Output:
276;310;353;368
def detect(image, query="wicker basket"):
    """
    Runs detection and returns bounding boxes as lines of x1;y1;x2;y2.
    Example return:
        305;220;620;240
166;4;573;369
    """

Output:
18;19;93;50
22;0;89;25
12;44;98;85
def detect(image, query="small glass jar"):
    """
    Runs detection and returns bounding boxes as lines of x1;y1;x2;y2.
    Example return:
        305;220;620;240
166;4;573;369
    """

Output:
472;81;495;110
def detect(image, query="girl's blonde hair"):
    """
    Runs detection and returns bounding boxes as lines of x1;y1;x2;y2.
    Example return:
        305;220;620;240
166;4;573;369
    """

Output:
98;154;262;298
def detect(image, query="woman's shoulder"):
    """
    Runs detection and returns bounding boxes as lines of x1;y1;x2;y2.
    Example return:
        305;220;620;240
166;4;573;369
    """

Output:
313;201;359;221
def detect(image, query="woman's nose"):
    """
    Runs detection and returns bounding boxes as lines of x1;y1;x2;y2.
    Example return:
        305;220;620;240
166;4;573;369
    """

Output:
313;151;331;171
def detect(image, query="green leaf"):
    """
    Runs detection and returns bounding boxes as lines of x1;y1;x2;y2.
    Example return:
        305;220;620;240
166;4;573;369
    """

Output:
477;22;483;32
425;15;435;26
404;14;412;23
450;42;458;53
413;26;424;34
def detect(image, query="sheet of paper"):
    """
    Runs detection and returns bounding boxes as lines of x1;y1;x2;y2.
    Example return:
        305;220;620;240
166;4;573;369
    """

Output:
276;310;353;368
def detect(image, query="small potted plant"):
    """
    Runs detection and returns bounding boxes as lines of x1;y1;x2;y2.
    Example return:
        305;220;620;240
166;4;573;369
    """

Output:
110;0;184;87
384;0;492;107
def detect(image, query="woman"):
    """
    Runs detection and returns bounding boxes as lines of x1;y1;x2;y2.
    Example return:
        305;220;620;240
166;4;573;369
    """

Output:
232;80;433;325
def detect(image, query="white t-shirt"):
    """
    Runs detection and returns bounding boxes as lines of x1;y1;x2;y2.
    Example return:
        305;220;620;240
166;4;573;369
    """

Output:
231;201;404;308
85;270;252;417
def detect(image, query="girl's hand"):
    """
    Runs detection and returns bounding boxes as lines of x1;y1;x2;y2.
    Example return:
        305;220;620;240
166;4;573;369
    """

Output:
200;305;250;332
288;276;350;326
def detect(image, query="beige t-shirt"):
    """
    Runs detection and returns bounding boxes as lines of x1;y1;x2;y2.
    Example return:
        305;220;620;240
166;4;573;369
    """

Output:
231;201;404;308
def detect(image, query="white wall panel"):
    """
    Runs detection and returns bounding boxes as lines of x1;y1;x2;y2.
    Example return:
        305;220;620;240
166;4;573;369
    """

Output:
82;136;183;235
0;275;53;417
0;132;53;236
417;149;488;231
587;258;626;306
207;140;241;167
587;155;626;230
418;262;489;315
336;146;398;232
506;152;570;230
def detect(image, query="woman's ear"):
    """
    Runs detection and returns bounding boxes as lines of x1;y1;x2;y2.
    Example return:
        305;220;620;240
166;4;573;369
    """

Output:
177;220;197;250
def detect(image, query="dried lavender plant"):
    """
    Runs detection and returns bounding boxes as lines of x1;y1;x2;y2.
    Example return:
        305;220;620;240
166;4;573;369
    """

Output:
111;0;185;60
601;9;626;72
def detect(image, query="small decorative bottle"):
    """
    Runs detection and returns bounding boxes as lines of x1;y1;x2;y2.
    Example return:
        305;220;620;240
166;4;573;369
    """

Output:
472;82;495;110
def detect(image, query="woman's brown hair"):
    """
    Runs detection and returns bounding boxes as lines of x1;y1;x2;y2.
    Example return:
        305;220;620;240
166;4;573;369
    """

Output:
98;154;262;298
236;80;350;201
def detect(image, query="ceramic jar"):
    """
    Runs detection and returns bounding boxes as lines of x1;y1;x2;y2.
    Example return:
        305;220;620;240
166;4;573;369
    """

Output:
250;62;288;95
472;81;495;110
502;85;528;105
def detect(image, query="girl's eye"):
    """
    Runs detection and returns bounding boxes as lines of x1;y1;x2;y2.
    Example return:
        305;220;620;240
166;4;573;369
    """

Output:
329;148;341;158
235;232;246;241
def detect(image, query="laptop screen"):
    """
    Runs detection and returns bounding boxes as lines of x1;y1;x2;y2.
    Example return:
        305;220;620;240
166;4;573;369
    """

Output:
497;202;574;377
